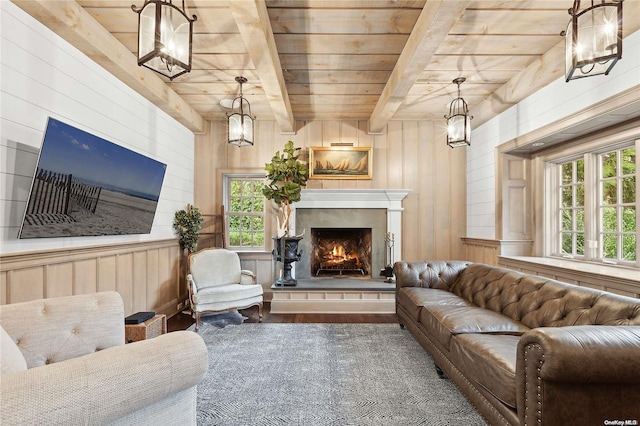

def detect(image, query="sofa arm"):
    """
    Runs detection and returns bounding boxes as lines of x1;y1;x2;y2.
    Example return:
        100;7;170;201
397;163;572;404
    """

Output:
393;260;470;290
516;326;640;426
240;270;257;284
1;331;208;425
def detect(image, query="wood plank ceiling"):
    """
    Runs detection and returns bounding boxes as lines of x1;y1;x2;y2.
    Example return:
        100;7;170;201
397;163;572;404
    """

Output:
12;0;640;134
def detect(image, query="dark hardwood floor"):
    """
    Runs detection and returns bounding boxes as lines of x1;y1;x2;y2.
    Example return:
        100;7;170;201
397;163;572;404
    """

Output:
167;303;398;332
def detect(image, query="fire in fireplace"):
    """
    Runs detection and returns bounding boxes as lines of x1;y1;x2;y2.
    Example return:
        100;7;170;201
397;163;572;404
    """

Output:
310;228;372;277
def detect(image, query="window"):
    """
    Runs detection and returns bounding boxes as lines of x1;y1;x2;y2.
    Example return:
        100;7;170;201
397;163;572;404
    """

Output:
552;144;637;265
224;175;266;250
559;158;585;256
599;147;636;262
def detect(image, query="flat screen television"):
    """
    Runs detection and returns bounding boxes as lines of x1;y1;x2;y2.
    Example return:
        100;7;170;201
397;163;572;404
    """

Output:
18;117;167;239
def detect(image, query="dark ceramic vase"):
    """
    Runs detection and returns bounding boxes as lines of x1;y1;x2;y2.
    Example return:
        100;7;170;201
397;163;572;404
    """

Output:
273;236;303;286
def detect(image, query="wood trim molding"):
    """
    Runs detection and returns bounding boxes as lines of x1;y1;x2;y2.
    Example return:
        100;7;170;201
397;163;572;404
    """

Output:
0;239;180;271
1;239;185;318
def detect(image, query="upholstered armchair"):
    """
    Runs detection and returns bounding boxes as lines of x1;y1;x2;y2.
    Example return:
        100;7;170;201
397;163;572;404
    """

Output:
0;291;208;425
187;248;264;331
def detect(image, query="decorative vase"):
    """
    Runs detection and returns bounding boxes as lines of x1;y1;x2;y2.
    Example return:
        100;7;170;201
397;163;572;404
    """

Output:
273;236;303;286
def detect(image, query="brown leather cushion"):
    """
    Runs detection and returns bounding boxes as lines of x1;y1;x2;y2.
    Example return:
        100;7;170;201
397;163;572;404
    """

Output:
450;333;520;409
419;305;530;349
397;287;470;323
450;263;640;328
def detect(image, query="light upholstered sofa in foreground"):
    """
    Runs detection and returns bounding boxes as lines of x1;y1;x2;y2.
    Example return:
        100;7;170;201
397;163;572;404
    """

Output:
0;291;208;425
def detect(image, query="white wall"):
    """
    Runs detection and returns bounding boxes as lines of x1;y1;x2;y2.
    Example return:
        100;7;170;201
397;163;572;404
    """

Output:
0;1;195;254
466;29;640;240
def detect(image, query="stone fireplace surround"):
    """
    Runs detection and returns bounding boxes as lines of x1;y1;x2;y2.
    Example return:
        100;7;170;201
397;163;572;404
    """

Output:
290;189;410;272
270;189;410;314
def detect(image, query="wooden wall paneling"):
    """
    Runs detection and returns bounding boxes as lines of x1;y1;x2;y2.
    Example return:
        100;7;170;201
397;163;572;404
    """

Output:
146;248;161;310
1;272;7;305
132;251;147;313
450;146;467;260
158;247;172;309
194;126;215;214
1;240;184;316
116;253;134;315
97;256;117;293
320;121;342;189
434;131;452;260
194;118;469;290
340;120;359;145
356;121;373;190
371;130;388;190
304;120;325;190
73;259;97;295
256;119;274;171
45;263;73;299
419;121;436;260
387;121;404;189
6;268;44;303
401;121;420;261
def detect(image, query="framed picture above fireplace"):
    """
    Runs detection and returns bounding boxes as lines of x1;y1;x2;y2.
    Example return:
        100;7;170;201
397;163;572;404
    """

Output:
309;146;372;179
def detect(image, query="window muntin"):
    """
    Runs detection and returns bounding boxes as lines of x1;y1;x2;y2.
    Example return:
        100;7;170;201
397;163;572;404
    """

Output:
598;147;636;262
225;175;265;250
554;145;637;265
559;159;585;256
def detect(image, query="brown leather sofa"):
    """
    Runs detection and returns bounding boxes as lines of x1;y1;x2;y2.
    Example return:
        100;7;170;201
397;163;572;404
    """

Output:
394;260;640;426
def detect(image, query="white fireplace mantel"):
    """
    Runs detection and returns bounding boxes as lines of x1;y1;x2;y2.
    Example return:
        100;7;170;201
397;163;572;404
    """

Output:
290;189;411;264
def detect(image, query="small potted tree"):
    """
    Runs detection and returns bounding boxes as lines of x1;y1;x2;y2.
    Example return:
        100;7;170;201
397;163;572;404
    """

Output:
263;141;309;286
173;204;204;253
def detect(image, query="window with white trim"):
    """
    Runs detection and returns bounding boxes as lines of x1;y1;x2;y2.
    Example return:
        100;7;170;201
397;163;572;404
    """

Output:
223;175;266;250
551;143;637;265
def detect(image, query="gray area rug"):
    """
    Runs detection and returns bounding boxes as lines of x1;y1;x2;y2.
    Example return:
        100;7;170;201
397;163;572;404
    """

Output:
196;323;487;425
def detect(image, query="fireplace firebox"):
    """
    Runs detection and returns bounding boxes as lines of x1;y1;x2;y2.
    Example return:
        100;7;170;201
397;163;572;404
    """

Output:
311;228;372;277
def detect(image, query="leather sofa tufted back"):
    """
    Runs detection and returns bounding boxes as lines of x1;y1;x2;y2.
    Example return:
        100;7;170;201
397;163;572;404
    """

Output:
393;260;471;290
450;263;640;329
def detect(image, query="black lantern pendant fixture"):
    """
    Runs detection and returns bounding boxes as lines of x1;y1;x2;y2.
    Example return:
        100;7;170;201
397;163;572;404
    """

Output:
131;0;197;80
445;77;472;148
228;77;255;147
564;0;623;81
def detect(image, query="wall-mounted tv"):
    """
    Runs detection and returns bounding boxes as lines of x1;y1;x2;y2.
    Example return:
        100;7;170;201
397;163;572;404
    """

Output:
18;117;167;239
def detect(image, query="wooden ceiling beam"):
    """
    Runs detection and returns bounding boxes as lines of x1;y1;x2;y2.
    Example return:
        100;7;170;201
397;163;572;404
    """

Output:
229;0;295;134
10;0;205;133
471;0;640;128
368;0;471;134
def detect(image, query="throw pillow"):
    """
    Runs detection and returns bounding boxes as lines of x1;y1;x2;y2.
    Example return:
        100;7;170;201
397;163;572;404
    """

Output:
1;325;27;375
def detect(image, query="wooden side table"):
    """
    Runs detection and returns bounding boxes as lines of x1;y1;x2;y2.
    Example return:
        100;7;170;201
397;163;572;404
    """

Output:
125;314;167;343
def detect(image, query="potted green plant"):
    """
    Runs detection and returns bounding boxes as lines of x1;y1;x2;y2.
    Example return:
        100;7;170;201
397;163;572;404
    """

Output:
173;204;204;253
263;141;309;285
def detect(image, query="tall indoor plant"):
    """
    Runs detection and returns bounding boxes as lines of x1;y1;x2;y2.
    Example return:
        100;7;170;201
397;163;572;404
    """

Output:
173;204;203;253
263;141;309;285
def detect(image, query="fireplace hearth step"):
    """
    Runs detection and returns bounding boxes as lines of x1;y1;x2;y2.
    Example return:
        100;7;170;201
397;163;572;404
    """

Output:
269;278;395;314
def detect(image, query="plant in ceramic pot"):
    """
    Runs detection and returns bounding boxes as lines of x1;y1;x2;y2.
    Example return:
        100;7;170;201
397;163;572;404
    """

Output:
173;204;204;253
263;141;309;285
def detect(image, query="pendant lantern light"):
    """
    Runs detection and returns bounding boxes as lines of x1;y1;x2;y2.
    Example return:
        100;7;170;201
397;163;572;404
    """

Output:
444;77;472;148
564;0;623;81
131;0;196;80
228;77;255;147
